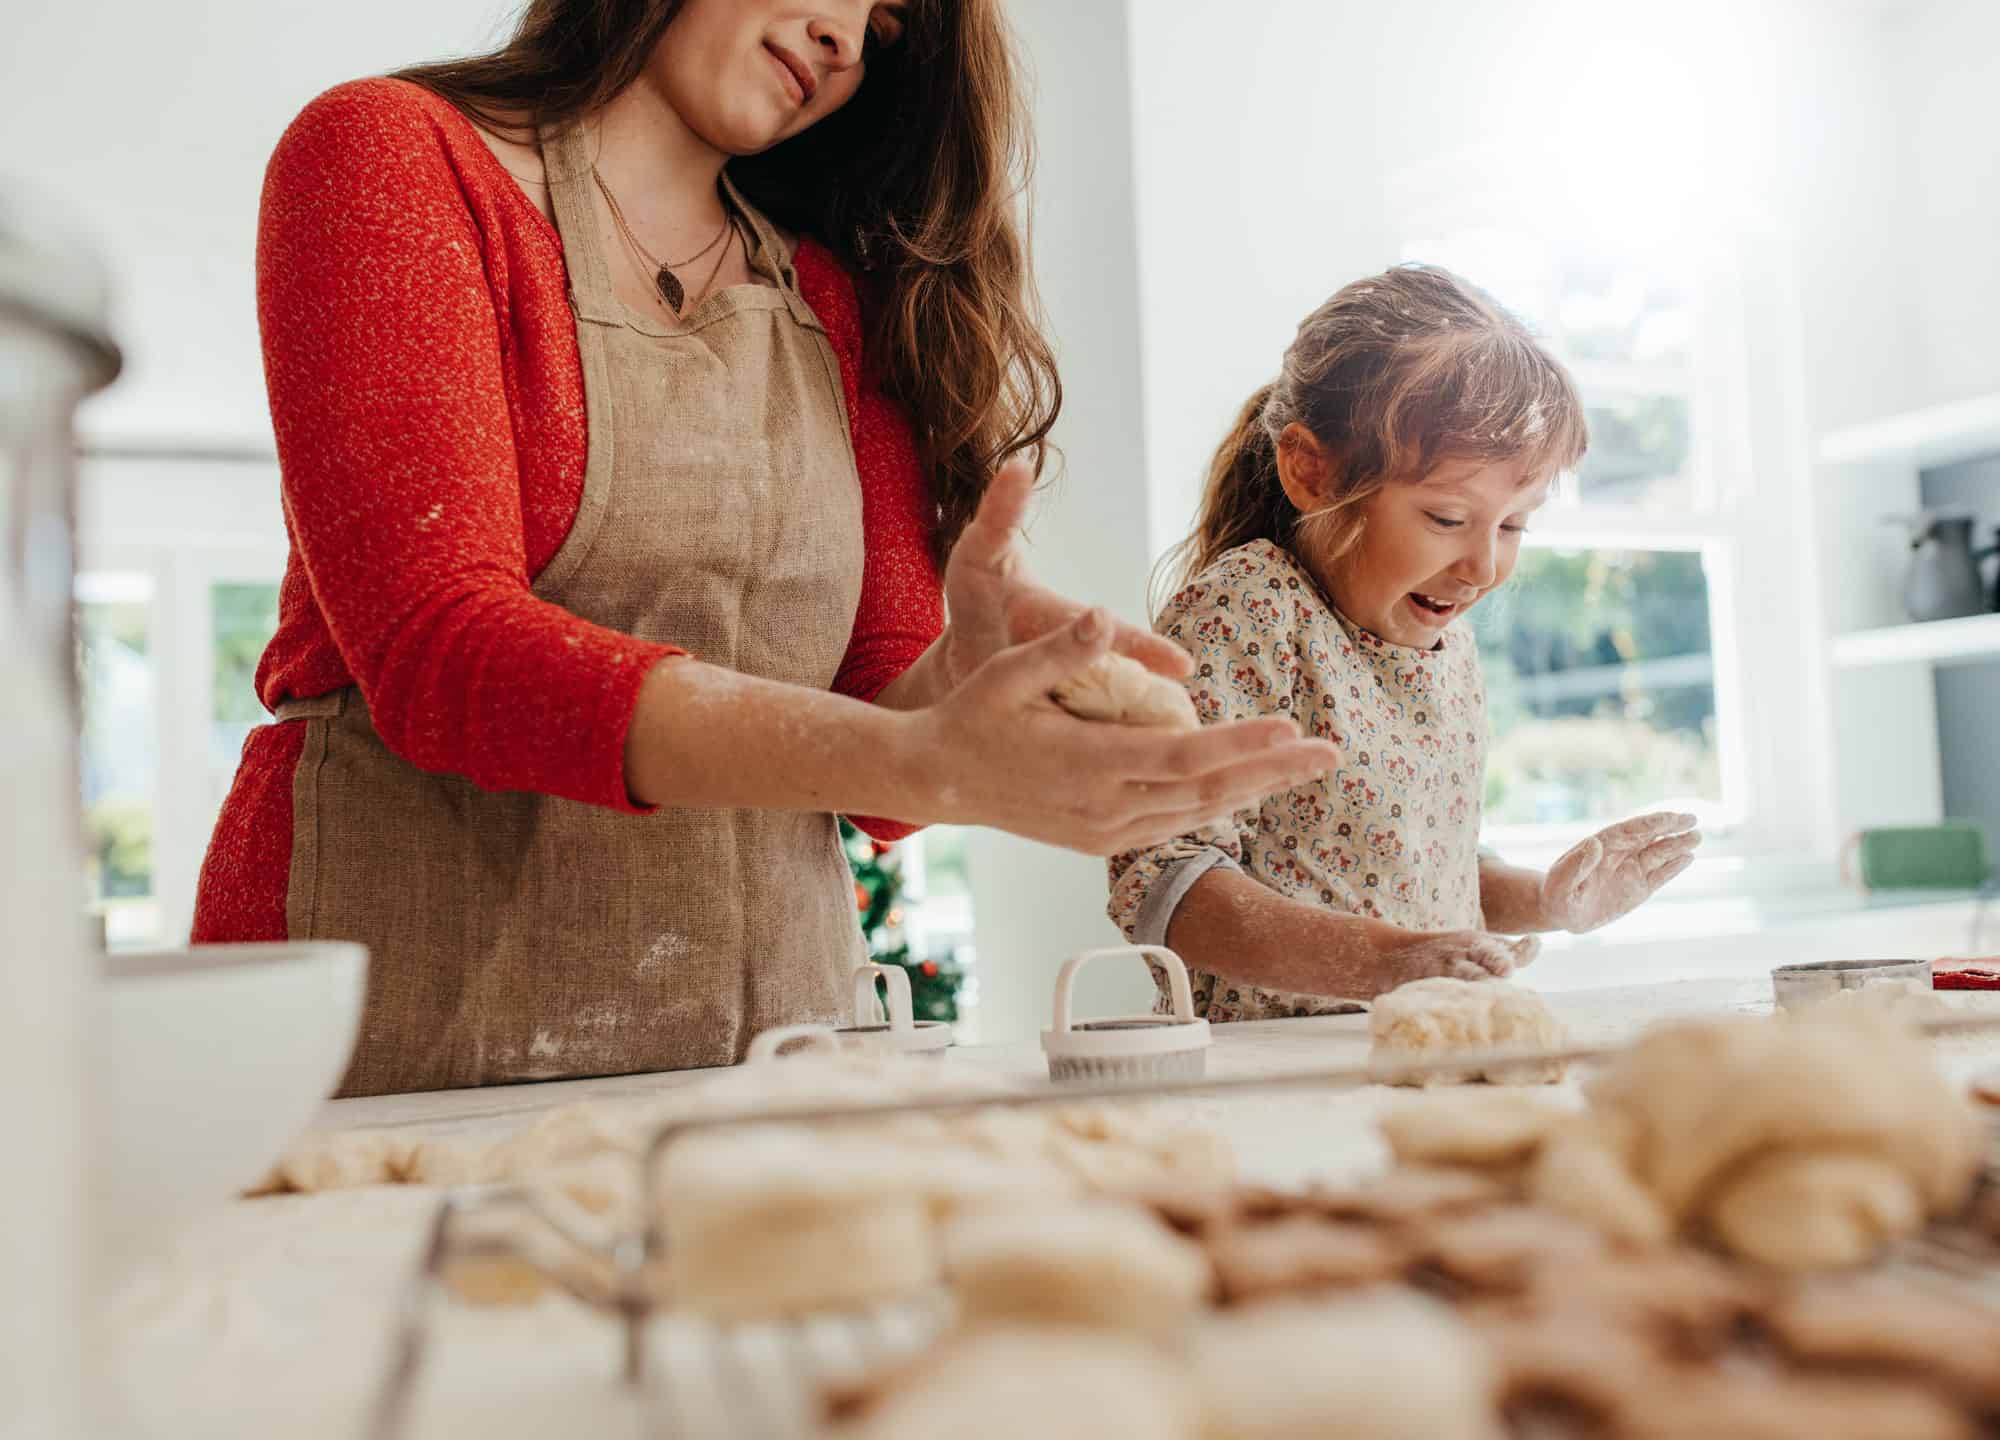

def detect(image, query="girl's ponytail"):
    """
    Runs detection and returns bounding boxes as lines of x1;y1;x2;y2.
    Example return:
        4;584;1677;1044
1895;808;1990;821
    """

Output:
1154;383;1291;608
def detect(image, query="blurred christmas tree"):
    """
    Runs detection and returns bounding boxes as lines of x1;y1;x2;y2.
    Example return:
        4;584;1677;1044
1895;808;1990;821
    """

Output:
841;818;963;1023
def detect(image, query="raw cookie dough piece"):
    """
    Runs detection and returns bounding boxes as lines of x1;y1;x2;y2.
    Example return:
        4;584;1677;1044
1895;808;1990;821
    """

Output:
1049;652;1198;730
1205;1214;1405;1305
1407;1206;1605;1294
1321;1166;1514;1225
1369;978;1568;1088
1196;1291;1502;1440
1707;1148;1924;1271
1590;1008;1983;1228
1378;1091;1571;1171
942;1200;1211;1337
253;1128;415;1194
663;1125;944;1321
1524;1111;1673;1249
835;1326;1194;1440
1621;1370;1975;1440
1518;1249;1768;1361
1472;1311;1662;1433
1764;1282;2000;1410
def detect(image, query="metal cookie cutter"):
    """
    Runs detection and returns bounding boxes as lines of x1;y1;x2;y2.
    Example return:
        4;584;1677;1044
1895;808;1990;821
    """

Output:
1040;944;1211;1085
1771;957;1934;1012
746;962;953;1061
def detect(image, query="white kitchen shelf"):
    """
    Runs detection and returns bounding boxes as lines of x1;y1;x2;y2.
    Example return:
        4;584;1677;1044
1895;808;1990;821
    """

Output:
1819;391;2000;469
1830;611;2000;668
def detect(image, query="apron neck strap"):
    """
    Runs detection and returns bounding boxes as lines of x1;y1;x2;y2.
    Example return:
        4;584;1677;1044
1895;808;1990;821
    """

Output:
539;123;817;327
719;168;793;294
540;123;619;320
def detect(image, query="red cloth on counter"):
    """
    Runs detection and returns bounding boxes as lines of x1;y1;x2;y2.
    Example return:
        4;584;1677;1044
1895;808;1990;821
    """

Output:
193;79;943;946
1935;964;2000;991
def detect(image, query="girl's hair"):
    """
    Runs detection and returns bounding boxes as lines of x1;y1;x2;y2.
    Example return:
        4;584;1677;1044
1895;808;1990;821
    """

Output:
396;0;1058;564
1159;264;1587;599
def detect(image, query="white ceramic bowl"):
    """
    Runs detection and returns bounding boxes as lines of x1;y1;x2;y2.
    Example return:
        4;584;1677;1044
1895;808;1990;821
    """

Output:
91;941;366;1272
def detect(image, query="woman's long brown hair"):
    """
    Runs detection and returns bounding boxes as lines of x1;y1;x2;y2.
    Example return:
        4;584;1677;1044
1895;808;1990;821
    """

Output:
1157;264;1588;606
396;0;1058;565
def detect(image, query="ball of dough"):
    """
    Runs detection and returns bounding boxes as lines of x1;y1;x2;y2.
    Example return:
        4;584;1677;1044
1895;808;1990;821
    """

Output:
1706;1149;1925;1271
1050;652;1198;729
1196;1290;1502;1440
1369;978;1568;1087
942;1199;1211;1337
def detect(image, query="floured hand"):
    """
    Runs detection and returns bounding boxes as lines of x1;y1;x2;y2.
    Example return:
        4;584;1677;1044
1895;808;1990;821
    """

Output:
1376;929;1541;987
937;460;1190;692
1538;812;1700;935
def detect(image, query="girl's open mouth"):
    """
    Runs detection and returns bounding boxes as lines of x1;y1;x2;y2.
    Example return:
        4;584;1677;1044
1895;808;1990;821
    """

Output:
1407;592;1461;620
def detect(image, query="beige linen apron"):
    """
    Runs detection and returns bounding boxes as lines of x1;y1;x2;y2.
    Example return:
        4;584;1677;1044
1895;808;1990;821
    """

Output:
279;124;867;1097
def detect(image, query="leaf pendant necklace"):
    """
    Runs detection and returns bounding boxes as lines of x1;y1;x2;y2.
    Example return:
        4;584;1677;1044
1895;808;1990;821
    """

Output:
592;166;732;315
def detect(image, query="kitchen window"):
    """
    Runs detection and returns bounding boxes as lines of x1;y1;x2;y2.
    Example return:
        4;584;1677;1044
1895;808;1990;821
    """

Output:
1396;226;1760;862
77;451;289;946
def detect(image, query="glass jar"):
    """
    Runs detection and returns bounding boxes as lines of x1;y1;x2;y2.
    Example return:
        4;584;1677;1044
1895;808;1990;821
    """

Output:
0;186;120;1439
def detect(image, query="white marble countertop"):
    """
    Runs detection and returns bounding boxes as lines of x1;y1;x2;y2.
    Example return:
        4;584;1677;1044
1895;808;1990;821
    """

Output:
93;979;2000;1440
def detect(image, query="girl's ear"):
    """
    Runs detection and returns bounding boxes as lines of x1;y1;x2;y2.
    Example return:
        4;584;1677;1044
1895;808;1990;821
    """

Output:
1274;422;1334;515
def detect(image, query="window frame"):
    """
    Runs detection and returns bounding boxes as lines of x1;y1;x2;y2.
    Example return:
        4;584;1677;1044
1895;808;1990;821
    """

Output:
1392;196;1813;872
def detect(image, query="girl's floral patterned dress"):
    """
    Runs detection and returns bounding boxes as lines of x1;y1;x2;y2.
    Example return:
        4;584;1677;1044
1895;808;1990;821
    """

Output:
1107;539;1491;1022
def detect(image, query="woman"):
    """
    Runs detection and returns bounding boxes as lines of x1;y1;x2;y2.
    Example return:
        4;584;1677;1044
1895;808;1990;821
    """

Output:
193;0;1335;1095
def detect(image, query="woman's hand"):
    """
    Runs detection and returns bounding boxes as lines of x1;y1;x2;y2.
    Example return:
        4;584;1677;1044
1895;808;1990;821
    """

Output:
907;606;1338;854
882;460;1191;710
1538;812;1701;934
1372;929;1541;987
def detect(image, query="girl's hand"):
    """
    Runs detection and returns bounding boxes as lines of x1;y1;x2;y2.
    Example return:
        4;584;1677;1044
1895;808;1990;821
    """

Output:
1539;812;1701;935
1373;929;1541;988
908;606;1338;855
935;459;1191;692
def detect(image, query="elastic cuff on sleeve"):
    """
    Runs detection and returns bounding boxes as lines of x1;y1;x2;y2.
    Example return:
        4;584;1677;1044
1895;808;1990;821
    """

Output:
1132;847;1240;948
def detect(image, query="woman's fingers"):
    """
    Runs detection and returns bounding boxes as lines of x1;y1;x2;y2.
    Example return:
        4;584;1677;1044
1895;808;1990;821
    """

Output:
1105;742;1341;845
1113;626;1194;678
969;606;1116;701
1129;714;1328;780
1118;741;1337;818
955;459;1036;573
1003;588;1193;679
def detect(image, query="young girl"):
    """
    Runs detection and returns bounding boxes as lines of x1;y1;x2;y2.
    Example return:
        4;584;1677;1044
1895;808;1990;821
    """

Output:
1110;265;1701;1022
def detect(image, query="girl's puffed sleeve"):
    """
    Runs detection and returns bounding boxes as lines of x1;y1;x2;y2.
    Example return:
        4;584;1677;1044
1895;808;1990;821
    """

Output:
1105;562;1296;946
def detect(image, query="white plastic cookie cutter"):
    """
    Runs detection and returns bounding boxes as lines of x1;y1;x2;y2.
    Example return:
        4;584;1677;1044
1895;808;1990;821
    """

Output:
1040;944;1211;1085
745;962;953;1062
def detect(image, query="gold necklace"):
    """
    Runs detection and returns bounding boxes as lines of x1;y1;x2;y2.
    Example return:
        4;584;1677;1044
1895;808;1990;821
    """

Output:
591;167;731;313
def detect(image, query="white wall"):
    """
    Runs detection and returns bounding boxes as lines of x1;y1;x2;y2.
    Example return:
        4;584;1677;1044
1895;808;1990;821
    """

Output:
964;0;1166;1040
0;0;516;449
1890;0;2000;405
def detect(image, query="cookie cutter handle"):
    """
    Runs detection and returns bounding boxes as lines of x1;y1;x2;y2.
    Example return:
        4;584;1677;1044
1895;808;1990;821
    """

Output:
745;1023;840;1063
1050;945;1197;1033
851;962;916;1031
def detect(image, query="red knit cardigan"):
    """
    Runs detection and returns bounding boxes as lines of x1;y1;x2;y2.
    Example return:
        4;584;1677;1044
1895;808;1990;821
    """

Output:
192;79;942;944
